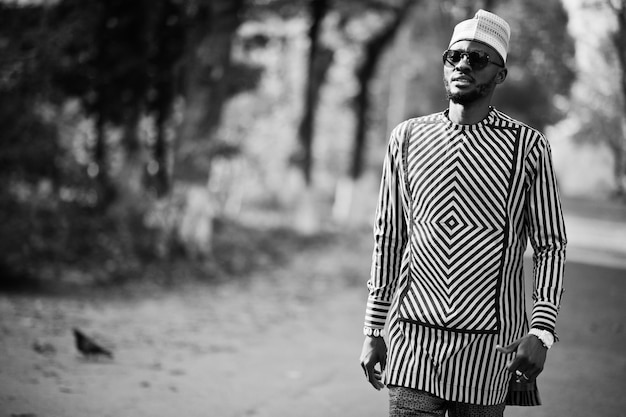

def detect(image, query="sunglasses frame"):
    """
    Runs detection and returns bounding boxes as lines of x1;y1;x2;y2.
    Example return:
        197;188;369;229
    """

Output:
442;49;504;70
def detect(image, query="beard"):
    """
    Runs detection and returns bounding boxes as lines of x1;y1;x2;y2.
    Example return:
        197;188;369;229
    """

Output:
444;75;497;105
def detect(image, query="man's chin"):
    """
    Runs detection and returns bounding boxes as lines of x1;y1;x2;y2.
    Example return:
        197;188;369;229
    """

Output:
445;79;496;105
447;91;480;105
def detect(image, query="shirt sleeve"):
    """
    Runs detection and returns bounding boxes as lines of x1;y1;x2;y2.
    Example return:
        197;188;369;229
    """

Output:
364;123;408;331
525;136;567;333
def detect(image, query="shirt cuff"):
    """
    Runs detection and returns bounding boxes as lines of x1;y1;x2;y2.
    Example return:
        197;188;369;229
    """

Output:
530;301;559;333
364;298;391;329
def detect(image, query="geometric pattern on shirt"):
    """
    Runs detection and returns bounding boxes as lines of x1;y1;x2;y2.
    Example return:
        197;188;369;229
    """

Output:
398;122;517;333
366;109;567;405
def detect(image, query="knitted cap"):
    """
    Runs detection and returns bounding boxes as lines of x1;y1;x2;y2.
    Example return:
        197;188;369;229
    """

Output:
448;9;511;63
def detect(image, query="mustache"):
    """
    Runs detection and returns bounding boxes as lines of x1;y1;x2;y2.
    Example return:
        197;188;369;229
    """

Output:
443;75;498;104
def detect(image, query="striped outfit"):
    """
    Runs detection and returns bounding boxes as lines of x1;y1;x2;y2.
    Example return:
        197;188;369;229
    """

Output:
364;107;566;405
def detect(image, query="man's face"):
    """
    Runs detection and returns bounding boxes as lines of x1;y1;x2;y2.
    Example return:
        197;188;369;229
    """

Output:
443;40;507;105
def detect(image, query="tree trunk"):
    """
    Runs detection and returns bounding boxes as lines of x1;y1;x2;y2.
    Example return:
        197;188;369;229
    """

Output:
174;0;243;183
349;0;413;181
153;110;170;197
610;0;626;197
333;1;414;224
114;107;147;208
295;0;332;186
615;118;626;197
93;112;114;208
291;0;332;234
168;0;244;257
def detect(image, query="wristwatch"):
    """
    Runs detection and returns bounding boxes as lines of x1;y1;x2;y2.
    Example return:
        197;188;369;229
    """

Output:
363;327;386;337
529;328;555;349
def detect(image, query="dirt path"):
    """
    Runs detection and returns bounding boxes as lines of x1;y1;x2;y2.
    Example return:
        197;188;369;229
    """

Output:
1;200;625;417
0;230;385;417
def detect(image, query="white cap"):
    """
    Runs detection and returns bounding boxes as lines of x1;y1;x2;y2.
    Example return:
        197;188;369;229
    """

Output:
448;9;511;63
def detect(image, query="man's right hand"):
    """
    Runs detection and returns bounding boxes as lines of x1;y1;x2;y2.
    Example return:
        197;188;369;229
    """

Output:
359;335;388;390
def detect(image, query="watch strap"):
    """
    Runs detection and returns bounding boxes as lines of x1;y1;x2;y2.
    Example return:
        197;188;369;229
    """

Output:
363;327;386;337
529;328;554;349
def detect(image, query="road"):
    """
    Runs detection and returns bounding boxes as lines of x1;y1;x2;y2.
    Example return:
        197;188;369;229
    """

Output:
0;201;625;417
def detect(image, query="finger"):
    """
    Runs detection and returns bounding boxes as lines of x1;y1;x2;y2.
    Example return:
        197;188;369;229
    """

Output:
511;358;540;380
506;355;525;374
495;345;509;354
361;361;380;387
495;339;521;355
368;369;386;390
371;369;383;381
524;364;543;381
514;370;532;382
521;371;536;382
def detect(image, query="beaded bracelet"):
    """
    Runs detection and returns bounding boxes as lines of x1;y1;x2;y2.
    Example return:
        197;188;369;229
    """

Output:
363;327;386;337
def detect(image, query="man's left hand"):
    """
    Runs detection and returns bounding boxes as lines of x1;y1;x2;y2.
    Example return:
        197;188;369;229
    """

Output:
495;334;547;381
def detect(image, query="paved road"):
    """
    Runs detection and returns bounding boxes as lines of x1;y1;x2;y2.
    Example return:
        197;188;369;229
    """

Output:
239;262;626;417
238;209;626;417
559;213;626;269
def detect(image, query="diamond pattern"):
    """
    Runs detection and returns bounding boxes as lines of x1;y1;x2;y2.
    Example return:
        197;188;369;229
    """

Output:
399;125;514;332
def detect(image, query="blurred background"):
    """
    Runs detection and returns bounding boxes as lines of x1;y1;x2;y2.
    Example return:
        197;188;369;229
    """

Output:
0;0;624;416
0;0;624;282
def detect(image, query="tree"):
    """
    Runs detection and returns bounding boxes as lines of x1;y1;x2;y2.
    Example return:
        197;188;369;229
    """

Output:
145;0;186;196
573;0;626;197
49;0;160;207
605;0;626;197
331;0;416;222
488;0;576;131
0;3;60;187
294;0;333;186
348;0;414;182
174;0;245;183
156;0;246;257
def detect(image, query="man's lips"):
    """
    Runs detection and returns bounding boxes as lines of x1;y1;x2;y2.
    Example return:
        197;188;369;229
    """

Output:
452;75;473;83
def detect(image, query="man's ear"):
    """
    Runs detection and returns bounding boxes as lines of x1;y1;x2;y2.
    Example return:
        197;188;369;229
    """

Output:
495;68;508;84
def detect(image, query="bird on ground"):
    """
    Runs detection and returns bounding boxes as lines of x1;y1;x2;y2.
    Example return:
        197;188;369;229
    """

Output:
72;328;113;359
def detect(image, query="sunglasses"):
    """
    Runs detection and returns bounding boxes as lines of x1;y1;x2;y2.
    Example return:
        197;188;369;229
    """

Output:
442;49;504;70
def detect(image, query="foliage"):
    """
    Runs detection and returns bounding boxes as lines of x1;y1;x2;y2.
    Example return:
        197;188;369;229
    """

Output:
0;0;598;288
492;0;576;130
0;4;60;183
0;191;319;290
570;0;626;196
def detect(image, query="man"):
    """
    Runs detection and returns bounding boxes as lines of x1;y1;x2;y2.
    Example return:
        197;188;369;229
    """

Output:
359;9;567;417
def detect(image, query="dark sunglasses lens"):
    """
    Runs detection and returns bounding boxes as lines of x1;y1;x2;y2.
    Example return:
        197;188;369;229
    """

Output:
444;50;462;64
468;51;489;69
443;50;490;69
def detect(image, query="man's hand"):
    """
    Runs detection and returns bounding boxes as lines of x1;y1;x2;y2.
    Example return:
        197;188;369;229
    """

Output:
360;336;387;390
496;334;547;381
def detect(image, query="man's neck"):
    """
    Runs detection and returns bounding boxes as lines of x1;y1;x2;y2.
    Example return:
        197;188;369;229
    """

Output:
447;101;491;125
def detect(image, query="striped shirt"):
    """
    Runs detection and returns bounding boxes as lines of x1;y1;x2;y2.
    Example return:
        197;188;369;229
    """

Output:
364;107;567;405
